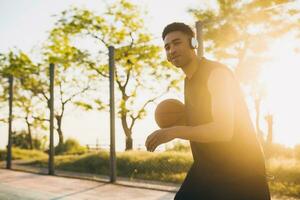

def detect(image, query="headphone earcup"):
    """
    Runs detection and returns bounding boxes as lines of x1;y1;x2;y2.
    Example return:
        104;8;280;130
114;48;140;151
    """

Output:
190;37;199;49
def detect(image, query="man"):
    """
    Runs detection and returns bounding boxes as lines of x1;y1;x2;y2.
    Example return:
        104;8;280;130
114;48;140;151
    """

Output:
145;22;270;200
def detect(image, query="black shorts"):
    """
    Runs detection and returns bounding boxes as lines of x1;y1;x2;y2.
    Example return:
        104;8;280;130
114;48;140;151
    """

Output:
174;165;271;200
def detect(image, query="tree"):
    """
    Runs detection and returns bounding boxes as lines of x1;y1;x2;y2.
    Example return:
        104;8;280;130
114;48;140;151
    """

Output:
0;53;8;124
50;0;180;150
0;45;92;149
12;130;47;150
265;114;273;144
189;0;300;141
14;91;48;149
39;26;94;147
0;50;47;149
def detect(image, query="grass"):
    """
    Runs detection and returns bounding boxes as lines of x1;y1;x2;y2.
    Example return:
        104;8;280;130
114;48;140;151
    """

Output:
0;147;47;161
267;158;300;197
24;150;193;183
1;148;299;198
116;151;192;182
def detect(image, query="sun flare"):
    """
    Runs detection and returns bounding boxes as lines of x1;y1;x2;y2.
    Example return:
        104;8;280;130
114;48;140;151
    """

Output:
258;34;300;147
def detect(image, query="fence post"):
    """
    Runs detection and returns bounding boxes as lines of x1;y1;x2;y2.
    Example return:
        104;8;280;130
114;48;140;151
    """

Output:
49;63;55;175
108;46;116;183
6;75;13;169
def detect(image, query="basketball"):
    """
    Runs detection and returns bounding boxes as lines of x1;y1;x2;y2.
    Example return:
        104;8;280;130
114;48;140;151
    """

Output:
155;99;186;128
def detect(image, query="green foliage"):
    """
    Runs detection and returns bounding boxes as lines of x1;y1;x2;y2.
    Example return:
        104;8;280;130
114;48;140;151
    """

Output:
0;149;6;161
73;101;93;111
54;138;87;155
12;130;47;150
116;151;192;182
28;151;110;174
50;0;180;150
0;51;49;140
0;50;37;78
189;0;300;86
268;158;300;184
267;158;300;197
0;147;47;161
165;140;191;152
0;0;182;152
269;182;300;198
26;150;192;183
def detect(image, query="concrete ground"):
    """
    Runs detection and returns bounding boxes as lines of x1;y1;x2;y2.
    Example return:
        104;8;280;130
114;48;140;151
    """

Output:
0;169;175;200
0;168;298;200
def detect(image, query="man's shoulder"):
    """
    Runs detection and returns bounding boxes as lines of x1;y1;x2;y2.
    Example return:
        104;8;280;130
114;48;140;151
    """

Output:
201;57;234;77
202;57;229;69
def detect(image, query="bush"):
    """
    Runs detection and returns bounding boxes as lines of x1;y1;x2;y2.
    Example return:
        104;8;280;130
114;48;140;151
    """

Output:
11;130;47;150
0;147;47;161
55;138;87;155
0;149;6;161
26;150;193;183
165;140;191;152
267;157;300;197
116;150;192;181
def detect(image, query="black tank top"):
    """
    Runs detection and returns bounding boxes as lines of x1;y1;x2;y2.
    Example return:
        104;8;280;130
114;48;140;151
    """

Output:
184;57;266;181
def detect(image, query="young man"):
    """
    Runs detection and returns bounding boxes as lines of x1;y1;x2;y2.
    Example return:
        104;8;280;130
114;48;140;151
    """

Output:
145;22;270;200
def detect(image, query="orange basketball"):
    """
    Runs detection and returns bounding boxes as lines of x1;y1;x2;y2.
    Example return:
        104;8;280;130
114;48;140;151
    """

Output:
155;99;186;128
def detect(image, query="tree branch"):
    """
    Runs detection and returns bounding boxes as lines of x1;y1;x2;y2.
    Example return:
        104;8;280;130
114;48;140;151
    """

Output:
89;31;109;49
32;116;50;122
129;32;135;48
123;67;132;89
88;61;109;78
114;62;126;91
129;91;167;131
62;84;91;105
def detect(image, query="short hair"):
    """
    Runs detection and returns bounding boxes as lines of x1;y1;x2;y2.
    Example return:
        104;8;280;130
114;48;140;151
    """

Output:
162;22;195;40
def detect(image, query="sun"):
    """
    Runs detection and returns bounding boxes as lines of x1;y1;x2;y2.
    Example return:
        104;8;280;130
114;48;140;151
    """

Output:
258;33;300;147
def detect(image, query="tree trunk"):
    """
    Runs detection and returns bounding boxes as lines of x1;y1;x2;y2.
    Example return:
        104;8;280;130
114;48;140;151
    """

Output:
121;115;133;150
255;98;264;143
265;115;273;144
25;117;33;149
126;135;133;151
27;123;33;150
58;130;64;146
264;115;273;159
55;115;64;146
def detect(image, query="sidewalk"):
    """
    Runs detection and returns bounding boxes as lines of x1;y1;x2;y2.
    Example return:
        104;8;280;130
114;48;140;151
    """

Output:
0;167;297;200
0;161;180;192
0;169;175;200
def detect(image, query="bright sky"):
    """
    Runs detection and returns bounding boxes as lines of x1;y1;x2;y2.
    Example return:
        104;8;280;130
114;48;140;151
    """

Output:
0;0;299;150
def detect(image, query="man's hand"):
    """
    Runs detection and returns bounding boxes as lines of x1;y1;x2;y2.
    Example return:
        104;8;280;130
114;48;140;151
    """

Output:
145;128;176;152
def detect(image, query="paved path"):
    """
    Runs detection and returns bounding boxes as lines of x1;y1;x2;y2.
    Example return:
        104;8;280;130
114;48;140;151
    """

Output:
0;169;298;200
0;169;175;200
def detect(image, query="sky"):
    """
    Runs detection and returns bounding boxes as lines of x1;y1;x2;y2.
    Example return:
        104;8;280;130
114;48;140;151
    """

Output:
0;0;208;52
0;0;299;150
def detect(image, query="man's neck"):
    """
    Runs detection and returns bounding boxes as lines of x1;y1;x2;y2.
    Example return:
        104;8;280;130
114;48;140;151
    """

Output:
182;55;202;80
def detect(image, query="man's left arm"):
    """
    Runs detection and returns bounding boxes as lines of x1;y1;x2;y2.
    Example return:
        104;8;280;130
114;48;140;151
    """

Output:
145;68;235;152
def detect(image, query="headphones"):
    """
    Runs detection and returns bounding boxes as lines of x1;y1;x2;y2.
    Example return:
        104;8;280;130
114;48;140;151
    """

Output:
190;37;199;49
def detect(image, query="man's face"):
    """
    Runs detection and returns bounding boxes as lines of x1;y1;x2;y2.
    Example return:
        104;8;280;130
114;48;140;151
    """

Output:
163;31;194;68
